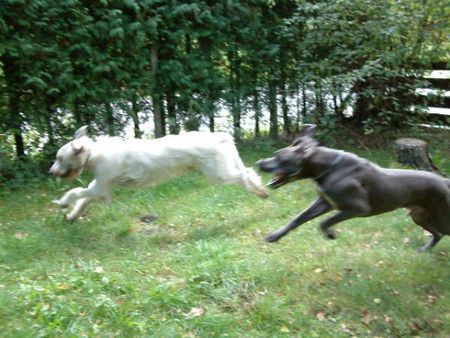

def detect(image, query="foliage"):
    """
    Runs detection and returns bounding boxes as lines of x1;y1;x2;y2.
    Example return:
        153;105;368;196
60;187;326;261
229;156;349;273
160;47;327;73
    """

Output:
0;0;447;160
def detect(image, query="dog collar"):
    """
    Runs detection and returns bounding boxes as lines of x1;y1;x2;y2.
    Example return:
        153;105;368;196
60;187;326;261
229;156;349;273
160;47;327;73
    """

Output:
314;151;344;180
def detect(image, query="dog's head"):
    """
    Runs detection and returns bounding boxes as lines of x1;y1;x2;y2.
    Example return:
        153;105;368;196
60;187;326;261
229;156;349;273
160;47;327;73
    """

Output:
49;126;92;179
257;124;318;188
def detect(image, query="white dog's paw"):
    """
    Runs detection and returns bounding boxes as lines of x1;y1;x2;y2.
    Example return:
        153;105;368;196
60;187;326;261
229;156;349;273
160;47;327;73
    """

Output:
52;199;68;208
65;213;78;222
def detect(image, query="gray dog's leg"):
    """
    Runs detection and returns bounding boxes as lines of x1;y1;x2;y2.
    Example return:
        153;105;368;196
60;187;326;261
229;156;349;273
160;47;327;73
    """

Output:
319;208;368;239
265;197;332;242
416;232;443;252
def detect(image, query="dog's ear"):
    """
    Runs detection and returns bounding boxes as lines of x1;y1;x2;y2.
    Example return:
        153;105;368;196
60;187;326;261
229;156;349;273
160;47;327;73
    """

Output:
302;146;316;160
293;137;318;159
72;142;85;155
299;124;317;138
74;125;88;139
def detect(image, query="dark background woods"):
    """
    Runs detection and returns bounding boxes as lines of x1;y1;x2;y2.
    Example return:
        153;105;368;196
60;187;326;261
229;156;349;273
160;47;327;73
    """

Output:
0;0;448;163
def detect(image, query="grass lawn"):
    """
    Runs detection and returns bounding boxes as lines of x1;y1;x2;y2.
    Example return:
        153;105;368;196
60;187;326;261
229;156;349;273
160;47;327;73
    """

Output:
0;139;449;337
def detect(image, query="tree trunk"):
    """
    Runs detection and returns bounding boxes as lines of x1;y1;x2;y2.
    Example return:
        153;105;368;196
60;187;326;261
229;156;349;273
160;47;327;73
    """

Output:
206;97;215;132
131;96;142;138
104;102;115;136
232;97;241;139
166;90;179;134
9;92;25;158
2;56;25;158
395;138;445;176
253;88;261;137
314;80;324;120
45;102;55;146
294;84;301;132
268;74;278;138
228;49;241;139
13;120;25;158
151;44;165;138
280;70;291;134
301;83;307;124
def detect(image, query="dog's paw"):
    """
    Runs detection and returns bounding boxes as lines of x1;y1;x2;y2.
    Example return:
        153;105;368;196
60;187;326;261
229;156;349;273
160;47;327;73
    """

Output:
65;213;78;222
325;230;336;240
52;199;68;208
265;231;283;243
415;245;430;253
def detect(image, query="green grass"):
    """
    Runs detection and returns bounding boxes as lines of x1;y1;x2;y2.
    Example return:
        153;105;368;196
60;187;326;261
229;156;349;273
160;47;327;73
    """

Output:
0;141;449;337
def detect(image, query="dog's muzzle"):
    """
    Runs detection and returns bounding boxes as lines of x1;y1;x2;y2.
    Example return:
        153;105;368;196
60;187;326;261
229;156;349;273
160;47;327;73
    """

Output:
266;170;301;188
49;165;82;179
256;159;301;189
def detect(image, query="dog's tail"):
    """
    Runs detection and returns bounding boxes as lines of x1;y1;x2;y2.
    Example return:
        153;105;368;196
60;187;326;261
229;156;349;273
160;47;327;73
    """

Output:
243;167;269;198
213;132;268;198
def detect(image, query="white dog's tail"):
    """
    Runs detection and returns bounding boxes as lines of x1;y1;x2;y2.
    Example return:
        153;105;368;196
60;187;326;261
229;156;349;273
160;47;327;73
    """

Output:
243;167;268;198
221;134;268;198
199;132;268;198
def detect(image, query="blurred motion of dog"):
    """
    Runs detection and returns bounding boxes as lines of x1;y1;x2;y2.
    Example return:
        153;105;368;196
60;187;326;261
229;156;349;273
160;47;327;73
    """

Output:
50;126;268;221
257;124;449;251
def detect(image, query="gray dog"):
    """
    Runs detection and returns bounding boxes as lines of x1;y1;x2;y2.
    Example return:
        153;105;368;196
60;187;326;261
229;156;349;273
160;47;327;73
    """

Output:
257;125;449;251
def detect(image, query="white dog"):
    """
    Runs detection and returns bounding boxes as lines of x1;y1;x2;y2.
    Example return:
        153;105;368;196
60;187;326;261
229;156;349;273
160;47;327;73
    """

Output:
50;126;268;221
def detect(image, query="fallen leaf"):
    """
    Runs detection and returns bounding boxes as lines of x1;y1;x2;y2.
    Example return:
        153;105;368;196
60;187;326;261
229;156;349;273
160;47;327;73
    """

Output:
316;312;325;321
94;266;105;273
375;260;383;268
140;214;158;223
361;313;372;325
56;284;70;290
280;325;290;333
340;323;353;334
427;295;437;304
184;307;206;319
408;321;422;331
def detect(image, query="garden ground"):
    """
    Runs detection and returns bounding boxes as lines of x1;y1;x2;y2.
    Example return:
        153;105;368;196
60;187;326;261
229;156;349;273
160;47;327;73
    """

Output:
0;137;449;337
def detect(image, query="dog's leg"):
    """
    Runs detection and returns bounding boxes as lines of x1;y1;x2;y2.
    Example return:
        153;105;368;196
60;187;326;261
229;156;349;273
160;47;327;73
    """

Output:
265;197;332;242
319;206;370;239
54;179;110;208
416;232;443;252
408;206;444;251
66;198;91;221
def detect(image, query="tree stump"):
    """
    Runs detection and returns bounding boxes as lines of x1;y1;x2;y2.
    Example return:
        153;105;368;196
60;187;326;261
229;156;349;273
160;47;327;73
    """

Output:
395;138;444;176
